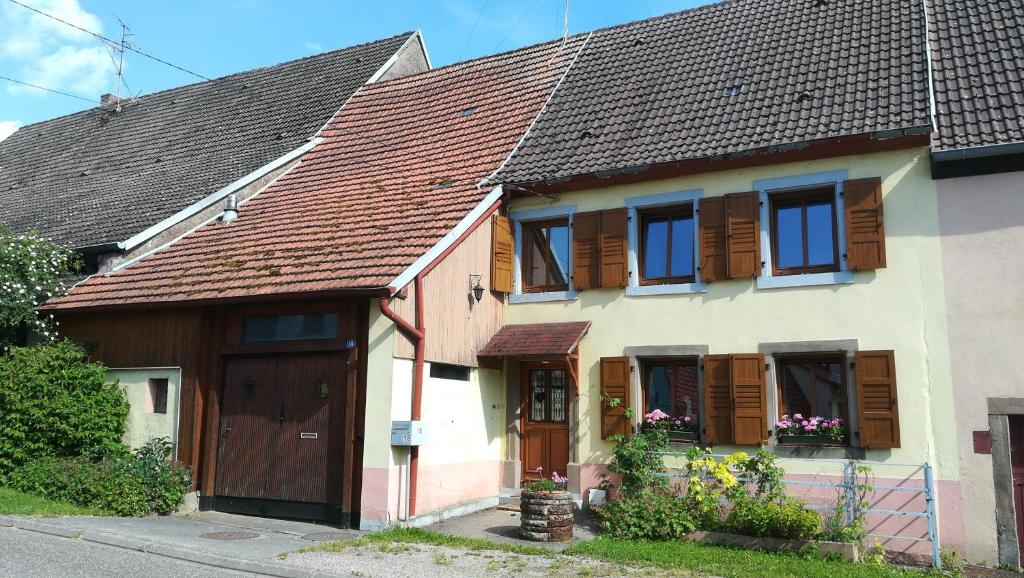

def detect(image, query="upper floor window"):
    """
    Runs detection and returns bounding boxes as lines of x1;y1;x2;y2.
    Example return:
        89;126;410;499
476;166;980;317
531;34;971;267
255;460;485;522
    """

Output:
522;218;570;293
769;187;839;276
640;205;695;285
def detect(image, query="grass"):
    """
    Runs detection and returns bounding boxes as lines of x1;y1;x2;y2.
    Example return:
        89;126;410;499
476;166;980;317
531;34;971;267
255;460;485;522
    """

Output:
297;527;554;557
0;487;102;517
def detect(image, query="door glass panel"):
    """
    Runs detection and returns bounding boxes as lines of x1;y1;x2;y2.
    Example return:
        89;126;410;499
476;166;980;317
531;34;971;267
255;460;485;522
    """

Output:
529;370;546;422
806;202;835;266
775;206;803;268
550;370;567;423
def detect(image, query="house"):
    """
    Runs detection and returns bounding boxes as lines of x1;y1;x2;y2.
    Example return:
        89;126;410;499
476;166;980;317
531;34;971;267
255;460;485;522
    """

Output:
0;31;428;275
928;0;1024;566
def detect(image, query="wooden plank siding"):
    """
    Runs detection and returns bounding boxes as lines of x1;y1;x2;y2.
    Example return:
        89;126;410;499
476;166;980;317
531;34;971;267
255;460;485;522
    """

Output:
393;220;505;366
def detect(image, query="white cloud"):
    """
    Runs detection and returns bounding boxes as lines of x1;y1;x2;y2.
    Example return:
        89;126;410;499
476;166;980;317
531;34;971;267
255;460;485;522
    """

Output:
0;0;112;98
0;120;22;142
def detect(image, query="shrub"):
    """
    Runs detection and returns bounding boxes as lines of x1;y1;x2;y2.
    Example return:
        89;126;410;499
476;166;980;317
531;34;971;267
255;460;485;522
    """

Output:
725;497;820;540
597;487;697;540
606;427;669;495
0;339;128;482
8;438;191;516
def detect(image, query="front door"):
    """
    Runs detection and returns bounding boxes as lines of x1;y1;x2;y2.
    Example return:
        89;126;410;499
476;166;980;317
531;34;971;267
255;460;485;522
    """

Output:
216;353;344;505
1010;416;1024;559
521;365;570;482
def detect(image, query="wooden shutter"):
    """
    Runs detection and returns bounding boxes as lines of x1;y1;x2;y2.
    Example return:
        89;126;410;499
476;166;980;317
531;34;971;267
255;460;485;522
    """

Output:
572;211;601;290
599;208;629;288
844;177;886;270
703;355;733;444
491;214;514;293
730;353;767;445
855;350;901;448
726;192;761;279
698;197;728;282
600;356;632;439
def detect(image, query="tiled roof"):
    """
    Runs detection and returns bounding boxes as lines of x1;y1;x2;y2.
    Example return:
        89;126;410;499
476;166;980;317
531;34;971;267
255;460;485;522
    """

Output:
45;36;587;310
492;0;932;185
930;0;1024;151
478;322;591;357
0;32;414;249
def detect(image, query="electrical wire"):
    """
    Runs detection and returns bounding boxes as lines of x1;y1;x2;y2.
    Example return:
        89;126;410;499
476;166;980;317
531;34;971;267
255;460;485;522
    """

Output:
458;0;491;60
0;75;95;102
492;0;543;52
5;0;210;80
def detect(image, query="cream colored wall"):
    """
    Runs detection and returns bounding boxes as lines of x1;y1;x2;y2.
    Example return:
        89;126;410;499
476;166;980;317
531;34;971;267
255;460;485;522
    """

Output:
419;365;504;467
506;147;958;480
107;368;181;452
937;170;1024;562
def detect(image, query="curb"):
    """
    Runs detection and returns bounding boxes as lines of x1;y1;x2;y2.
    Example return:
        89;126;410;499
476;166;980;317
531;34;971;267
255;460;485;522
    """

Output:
0;515;335;577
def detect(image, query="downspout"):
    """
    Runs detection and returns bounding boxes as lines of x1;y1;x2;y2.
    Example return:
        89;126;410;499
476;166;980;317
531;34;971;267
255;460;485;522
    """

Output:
378;275;425;519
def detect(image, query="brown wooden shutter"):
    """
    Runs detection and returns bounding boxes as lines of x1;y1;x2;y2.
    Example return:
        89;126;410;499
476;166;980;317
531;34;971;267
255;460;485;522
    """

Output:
698;197;728;282
600;356;632;439
490;214;514;293
855;350;901;448
731;353;767;445
599;208;629;288
703;354;733;444
726;192;761;279
572;211;601;290
844;177;887;270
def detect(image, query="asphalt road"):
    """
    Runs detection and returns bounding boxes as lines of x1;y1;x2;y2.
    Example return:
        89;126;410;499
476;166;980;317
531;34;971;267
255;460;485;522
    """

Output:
0;527;256;577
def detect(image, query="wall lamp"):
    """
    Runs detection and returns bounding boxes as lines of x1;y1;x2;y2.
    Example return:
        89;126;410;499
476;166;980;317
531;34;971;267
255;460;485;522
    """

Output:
469;274;484;303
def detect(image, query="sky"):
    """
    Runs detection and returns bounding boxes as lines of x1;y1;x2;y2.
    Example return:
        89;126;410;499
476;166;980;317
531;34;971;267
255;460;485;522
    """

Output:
0;0;713;141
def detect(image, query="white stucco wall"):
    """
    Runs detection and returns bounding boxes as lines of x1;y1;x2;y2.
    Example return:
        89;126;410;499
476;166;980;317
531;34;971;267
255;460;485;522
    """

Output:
107;367;181;452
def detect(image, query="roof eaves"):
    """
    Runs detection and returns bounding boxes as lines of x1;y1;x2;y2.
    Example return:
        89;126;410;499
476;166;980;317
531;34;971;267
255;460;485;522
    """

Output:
931;141;1024;162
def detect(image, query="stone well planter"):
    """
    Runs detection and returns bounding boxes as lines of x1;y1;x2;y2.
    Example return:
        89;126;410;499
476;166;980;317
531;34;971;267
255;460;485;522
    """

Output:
520;490;574;542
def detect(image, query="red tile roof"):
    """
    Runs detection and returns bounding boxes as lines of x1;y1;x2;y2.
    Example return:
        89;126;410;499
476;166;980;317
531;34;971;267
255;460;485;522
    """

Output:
46;36;587;310
478;322;591;357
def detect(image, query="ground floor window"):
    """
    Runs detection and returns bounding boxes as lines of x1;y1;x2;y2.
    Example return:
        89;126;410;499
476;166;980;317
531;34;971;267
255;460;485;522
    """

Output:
642;358;699;420
774;354;848;442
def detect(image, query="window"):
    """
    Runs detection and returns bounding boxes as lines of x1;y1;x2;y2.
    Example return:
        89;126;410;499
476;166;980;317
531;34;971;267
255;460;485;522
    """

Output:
642;358;699;420
770;187;839;275
527;368;568;423
148;378;168;414
429;363;470;381
775;354;848;432
521;218;570;293
639;205;695;285
242;313;338;342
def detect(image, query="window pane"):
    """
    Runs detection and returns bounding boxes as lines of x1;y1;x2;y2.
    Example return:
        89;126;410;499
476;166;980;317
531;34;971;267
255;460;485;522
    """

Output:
644;219;669;278
243;313;337;342
775;206;803;268
780;360;847;422
529;370;546;422
669;217;694;277
647;366;672;414
526;226;549;287
548;225;569;287
781;365;814;417
812;361;846;420
806;202;835;266
665;364;699;418
550;370;567;422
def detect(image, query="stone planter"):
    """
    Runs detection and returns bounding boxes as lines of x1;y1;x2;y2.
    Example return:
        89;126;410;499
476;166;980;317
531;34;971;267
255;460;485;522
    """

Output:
520;490;574;542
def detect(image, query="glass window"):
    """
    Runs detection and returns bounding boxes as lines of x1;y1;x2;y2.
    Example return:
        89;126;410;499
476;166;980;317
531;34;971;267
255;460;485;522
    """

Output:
643;359;699;420
429;363;470;381
521;218;570;292
527;368;568;423
640;206;695;284
770;187;839;275
242;313;338;342
148;378;168;414
776;355;848;426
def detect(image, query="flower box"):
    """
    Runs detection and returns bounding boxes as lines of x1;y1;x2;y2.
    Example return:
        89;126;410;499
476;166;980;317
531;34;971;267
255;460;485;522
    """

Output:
668;430;699;443
777;434;841;446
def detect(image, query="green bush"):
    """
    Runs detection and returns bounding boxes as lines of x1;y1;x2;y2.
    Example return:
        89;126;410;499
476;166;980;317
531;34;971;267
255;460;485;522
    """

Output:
607;427;669;495
0;339;128;482
597;487;697;541
8;438;191;516
725;497;820;540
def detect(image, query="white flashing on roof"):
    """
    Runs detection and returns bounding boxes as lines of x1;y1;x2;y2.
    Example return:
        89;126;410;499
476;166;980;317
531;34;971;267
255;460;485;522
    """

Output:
117;138;322;253
387;185;504;293
922;0;938;134
366;30;432;85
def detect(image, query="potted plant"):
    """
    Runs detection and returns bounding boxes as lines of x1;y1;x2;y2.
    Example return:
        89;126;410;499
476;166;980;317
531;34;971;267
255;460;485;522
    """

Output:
520;468;573;542
775;414;845;445
642;409;699;442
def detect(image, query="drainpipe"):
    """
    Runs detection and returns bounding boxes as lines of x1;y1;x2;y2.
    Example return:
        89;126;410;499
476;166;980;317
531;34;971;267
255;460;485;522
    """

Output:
378;275;425;520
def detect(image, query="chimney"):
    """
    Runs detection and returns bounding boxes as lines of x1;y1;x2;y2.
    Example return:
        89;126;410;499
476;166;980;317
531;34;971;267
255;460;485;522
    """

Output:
100;93;122;107
221;193;239;223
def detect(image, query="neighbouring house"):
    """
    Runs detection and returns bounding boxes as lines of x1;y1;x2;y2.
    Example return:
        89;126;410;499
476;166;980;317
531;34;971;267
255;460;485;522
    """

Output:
0;31;428;275
929;0;1024;566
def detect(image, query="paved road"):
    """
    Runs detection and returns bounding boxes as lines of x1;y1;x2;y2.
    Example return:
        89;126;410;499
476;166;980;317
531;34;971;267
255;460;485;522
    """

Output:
0;527;256;577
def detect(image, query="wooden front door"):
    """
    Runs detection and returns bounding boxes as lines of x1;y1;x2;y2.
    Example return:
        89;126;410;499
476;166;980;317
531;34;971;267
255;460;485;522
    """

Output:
1010;416;1024;558
521;365;570;481
216;353;344;505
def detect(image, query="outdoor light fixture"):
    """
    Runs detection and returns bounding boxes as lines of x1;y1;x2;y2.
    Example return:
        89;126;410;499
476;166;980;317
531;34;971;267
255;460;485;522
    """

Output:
469;274;484;303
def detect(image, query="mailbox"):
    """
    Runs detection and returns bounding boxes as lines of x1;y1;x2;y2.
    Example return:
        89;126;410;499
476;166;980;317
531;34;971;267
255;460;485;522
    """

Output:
391;420;429;446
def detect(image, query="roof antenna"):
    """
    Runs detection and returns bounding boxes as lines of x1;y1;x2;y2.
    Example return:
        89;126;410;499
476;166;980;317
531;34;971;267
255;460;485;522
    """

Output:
106;16;133;112
562;0;569;47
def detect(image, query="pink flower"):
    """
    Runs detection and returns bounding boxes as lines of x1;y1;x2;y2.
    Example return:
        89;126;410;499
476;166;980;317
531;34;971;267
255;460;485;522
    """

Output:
644;409;670;423
683;416;692;422
537;467;543;474
793;413;803;420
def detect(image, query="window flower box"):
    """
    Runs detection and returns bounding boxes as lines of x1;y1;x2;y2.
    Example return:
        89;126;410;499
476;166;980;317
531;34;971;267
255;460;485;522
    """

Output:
775;415;844;446
777;434;839;446
642;409;699;442
668;430;699;443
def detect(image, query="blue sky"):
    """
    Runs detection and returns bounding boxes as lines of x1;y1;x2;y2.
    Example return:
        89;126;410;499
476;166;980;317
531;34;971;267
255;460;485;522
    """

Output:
0;0;711;140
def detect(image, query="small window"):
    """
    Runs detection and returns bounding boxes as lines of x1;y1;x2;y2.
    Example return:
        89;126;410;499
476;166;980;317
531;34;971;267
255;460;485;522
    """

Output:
148;378;168;414
770;187;839;275
429;363;470;381
527;368;568;423
639;205;695;285
775;354;848;441
642;358;699;421
242;313;338;342
521;218;570;293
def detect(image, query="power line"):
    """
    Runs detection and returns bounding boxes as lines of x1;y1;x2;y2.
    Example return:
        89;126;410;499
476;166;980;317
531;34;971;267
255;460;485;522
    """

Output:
5;0;210;81
458;0;491;60
0;75;95;103
493;0;543;52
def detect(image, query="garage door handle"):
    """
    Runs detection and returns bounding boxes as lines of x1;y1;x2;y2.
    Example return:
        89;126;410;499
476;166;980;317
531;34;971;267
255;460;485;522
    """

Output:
222;422;232;438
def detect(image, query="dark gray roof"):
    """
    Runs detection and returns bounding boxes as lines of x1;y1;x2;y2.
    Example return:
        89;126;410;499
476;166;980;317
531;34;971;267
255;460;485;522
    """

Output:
0;32;414;249
930;0;1024;152
494;0;932;185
